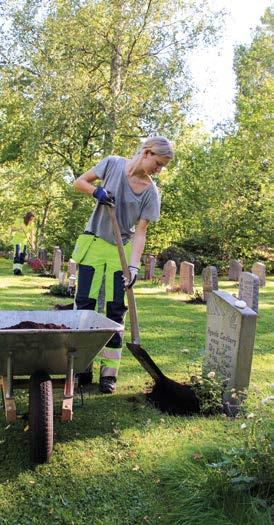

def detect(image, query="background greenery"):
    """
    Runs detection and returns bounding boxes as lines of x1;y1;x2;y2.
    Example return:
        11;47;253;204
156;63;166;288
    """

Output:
0;258;273;524
0;2;273;269
0;2;273;523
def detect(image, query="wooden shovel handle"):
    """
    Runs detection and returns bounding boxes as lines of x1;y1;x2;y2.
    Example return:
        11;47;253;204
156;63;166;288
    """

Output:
108;206;141;345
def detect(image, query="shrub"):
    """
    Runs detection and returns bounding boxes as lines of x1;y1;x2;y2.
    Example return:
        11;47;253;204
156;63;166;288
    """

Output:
49;283;75;298
28;258;45;273
49;284;69;297
157;236;227;274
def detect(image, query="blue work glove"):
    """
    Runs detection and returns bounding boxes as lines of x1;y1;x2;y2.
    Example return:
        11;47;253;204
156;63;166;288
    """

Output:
93;186;115;206
123;265;139;289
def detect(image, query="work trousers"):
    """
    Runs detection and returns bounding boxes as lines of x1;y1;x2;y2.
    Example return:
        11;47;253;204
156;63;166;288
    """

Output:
74;235;131;378
13;244;27;273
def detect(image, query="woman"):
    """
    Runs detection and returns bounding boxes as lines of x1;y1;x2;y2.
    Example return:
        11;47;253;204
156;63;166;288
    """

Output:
72;136;173;393
11;211;35;275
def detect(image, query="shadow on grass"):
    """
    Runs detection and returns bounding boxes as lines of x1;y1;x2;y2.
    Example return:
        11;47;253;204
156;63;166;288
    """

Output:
0;439;165;525
0;387;197;482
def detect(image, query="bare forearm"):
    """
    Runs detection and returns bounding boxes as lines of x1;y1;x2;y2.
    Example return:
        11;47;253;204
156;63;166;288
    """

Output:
130;231;146;268
74;170;99;195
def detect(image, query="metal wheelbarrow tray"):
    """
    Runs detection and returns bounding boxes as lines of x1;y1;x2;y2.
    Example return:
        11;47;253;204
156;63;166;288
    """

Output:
0;310;123;464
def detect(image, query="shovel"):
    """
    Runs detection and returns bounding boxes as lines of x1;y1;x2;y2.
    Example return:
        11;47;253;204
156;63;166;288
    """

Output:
108;206;200;415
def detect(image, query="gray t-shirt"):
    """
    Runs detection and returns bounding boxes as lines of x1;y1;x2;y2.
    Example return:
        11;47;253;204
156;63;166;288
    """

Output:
85;156;161;245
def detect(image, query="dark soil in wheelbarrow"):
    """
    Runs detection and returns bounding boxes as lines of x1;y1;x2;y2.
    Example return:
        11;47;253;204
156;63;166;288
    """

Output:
1;321;70;330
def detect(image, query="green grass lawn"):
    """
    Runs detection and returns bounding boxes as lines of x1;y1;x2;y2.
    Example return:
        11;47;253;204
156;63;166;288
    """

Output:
0;257;273;525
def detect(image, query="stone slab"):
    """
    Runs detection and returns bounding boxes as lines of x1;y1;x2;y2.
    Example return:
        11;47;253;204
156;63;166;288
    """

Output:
53;248;62;278
162;260;177;286
144;255;156;280
180;261;194;294
239;272;259;313
202;265;218;302
203;291;257;406
228;259;242;281
251;262;266;287
68;258;77;277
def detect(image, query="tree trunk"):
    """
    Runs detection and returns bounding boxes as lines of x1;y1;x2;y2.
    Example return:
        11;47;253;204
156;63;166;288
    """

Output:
37;200;50;250
104;11;123;155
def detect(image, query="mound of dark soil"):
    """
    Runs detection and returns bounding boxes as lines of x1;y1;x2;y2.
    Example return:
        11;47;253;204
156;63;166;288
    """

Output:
147;381;201;416
183;297;205;304
146;380;223;416
54;303;74;310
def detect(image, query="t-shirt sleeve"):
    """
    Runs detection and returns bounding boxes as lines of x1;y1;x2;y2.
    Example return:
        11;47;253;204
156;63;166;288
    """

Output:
140;187;161;222
91;156;110;180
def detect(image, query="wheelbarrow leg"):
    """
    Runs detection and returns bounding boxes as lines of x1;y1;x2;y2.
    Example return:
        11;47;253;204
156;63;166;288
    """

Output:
61;351;75;422
1;354;16;422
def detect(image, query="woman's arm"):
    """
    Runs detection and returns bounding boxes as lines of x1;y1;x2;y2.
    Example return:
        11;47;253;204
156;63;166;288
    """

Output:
130;219;150;268
73;170;99;196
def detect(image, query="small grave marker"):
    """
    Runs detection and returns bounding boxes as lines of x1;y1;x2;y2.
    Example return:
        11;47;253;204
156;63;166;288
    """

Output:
251;262;266;287
180;261;194;294
144;255;156;280
228;259;242;281
53;248;62;278
38;248;48;264
58;271;65;285
162;260;177;286
239;272;259;313
202;266;218;302
68;258;77;277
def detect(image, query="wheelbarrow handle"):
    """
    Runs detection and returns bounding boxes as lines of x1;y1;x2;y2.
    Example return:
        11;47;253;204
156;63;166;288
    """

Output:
108;206;141;346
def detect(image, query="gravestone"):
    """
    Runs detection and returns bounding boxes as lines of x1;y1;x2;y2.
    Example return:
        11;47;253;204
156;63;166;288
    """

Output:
161;260;177;286
53;248;62;278
180;261;194;294
68;258;77;277
58;271;65;285
251;262;266;287
38;248;48;264
228;259;243;281
144;255;156;280
52;246;60;272
202;266;218;302
203;291;257;410
27;252;34;263
239;272;259;313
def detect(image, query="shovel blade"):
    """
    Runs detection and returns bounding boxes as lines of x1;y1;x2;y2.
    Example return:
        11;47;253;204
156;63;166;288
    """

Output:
126;342;165;382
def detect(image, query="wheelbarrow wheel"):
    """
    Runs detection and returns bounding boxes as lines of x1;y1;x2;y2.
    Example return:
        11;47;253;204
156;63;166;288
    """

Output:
29;370;53;464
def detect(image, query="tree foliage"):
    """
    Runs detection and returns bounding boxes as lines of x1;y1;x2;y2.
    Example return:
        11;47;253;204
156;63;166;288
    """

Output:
146;10;273;268
0;2;272;270
0;0;221;256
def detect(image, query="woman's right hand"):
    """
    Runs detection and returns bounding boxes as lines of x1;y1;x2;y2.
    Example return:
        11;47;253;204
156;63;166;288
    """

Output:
93;187;115;206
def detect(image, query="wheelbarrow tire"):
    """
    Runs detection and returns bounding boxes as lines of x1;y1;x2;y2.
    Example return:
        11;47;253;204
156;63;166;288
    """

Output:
29;370;53;464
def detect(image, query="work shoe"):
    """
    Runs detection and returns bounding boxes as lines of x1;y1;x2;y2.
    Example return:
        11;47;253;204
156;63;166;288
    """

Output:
99;376;117;394
13;269;22;276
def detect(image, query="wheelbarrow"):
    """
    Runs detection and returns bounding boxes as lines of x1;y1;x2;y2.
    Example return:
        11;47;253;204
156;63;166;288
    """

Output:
0;310;123;464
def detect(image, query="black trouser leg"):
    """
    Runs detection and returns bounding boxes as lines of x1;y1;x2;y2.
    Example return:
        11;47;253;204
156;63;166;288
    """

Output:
19;245;27;265
75;264;96;310
75;265;98;386
105;270;127;348
13;244;20;264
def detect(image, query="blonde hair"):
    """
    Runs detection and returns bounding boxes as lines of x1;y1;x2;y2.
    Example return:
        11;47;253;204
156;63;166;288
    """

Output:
138;136;174;159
